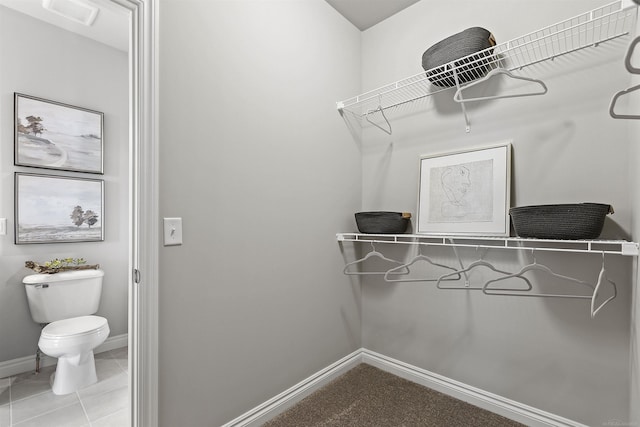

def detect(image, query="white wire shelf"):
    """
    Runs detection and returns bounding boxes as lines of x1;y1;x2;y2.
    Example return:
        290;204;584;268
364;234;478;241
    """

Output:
337;0;637;119
336;233;640;256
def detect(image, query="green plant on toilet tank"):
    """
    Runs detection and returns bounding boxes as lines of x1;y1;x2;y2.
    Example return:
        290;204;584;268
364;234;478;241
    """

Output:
25;257;100;274
70;205;99;228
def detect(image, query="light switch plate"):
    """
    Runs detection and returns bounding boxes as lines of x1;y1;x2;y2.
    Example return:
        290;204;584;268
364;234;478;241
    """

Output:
163;217;183;246
0;218;6;236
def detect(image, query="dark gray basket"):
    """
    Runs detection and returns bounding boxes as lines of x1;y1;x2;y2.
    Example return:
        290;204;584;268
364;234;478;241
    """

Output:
510;203;613;240
422;27;496;88
355;212;411;234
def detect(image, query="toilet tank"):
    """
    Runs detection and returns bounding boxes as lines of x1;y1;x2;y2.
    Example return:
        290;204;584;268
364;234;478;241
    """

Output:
23;269;105;324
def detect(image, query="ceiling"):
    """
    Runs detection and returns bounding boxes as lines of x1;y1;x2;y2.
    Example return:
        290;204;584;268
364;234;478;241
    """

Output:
0;0;129;52
324;0;421;31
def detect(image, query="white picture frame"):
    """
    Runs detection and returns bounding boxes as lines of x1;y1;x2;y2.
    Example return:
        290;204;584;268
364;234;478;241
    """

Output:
417;143;511;236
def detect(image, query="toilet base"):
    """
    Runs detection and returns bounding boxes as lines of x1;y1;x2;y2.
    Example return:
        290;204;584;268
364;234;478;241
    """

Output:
50;351;98;395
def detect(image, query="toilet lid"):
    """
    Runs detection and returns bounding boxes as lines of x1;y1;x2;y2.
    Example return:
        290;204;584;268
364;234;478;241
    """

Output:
41;315;108;338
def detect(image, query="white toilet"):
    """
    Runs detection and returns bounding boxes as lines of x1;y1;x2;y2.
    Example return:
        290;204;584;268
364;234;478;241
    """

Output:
23;269;110;395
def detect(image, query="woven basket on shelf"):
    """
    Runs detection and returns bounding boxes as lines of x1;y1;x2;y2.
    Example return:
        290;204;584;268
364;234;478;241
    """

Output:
422;27;496;88
355;212;411;234
509;203;613;240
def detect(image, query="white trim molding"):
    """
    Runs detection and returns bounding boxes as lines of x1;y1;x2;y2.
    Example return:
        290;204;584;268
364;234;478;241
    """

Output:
361;349;589;427
110;0;159;426
221;350;362;427
0;333;128;379
223;348;589;427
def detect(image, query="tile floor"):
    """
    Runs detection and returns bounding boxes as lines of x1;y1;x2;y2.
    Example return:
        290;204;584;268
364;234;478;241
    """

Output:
0;347;128;427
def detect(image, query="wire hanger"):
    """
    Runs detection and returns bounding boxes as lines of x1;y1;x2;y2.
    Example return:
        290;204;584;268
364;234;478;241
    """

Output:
609;35;640;119
383;245;461;283
624;34;640;75
453;68;548;103
483;249;593;298
343;242;408;276
436;247;533;291
365;95;392;135
609;84;640;119
590;253;617;318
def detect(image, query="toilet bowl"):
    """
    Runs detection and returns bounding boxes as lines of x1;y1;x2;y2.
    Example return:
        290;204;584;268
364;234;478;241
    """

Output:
38;315;110;395
23;269;109;395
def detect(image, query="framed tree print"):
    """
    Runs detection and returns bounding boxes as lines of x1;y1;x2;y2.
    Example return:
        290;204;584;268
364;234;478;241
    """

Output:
15;93;104;174
15;173;104;244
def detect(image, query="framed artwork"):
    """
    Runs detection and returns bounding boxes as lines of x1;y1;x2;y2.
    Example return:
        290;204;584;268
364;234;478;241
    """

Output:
14;93;104;174
417;143;511;236
15;173;104;244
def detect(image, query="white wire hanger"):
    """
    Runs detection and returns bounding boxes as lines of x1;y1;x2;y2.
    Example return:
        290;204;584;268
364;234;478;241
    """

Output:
590;253;617;318
483;250;616;318
453;68;548;103
609;35;640;119
343;242;408;276
383;245;461;283
435;248;533;291
364;95;392;135
482;249;594;298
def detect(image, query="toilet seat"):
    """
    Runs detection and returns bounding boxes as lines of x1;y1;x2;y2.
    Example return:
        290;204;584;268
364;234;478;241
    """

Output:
41;315;108;339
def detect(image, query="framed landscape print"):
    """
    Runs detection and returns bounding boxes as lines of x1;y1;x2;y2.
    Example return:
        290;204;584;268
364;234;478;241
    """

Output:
417;143;511;236
14;93;104;174
15;173;104;244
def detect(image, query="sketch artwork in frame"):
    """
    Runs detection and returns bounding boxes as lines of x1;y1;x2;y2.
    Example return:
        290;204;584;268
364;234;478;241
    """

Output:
15;93;104;174
417;143;511;236
15;173;104;244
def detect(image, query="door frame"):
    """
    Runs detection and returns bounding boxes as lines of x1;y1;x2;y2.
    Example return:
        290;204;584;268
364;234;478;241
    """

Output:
113;0;159;425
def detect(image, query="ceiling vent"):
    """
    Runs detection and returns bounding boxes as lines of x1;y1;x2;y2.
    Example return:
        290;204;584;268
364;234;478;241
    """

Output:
42;0;99;26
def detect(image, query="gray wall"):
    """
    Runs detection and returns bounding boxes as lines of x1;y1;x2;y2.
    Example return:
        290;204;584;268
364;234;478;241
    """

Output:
157;0;362;425
0;6;129;364
631;120;639;424
629;15;640;427
359;1;634;426
158;0;639;425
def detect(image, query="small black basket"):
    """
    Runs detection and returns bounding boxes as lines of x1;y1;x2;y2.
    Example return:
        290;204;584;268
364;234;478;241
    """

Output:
355;212;411;234
510;203;613;240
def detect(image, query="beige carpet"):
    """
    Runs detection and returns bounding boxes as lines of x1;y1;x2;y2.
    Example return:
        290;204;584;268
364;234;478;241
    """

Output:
263;364;525;427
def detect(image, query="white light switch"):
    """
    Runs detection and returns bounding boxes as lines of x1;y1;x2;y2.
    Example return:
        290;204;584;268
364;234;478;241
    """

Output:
163;217;183;246
0;218;6;236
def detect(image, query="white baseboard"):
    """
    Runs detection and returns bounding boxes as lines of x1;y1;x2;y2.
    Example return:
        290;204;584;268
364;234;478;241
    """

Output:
221;349;362;427
0;333;127;379
361;349;588;427
95;333;128;354
223;348;588;427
